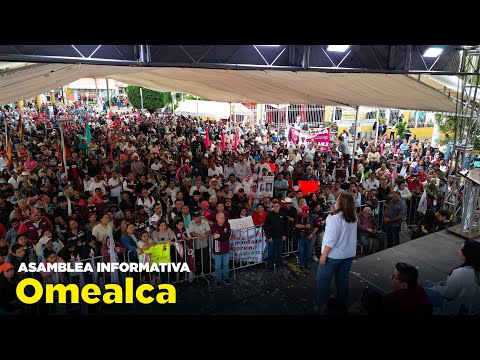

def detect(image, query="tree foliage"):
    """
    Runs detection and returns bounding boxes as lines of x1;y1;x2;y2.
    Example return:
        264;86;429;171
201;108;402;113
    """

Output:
395;121;406;139
435;113;480;148
126;85;166;112
125;87;209;112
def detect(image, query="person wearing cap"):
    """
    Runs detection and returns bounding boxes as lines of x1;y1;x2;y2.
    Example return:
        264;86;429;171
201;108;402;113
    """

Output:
0;262;21;314
18;207;53;246
264;201;288;270
295;205;317;270
188;211;211;275
35;233;62;262
40;249;67;284
357;207;384;253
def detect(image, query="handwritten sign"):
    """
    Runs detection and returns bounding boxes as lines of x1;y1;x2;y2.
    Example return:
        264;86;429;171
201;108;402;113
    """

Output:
228;216;255;230
142;244;171;264
230;226;267;263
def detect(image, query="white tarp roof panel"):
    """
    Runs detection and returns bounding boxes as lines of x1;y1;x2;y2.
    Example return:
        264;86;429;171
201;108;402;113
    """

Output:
174;100;253;118
0;62;459;112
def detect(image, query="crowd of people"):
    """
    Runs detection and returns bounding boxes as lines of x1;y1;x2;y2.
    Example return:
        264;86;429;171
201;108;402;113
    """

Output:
0;100;476;315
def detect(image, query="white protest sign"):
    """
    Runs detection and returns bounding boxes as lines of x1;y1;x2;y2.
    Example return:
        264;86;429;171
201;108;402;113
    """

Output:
228;216;255;230
230;226;267;263
258;175;274;198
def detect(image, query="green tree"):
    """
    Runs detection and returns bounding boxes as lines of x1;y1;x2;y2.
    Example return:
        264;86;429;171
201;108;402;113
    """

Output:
126;85;166;112
184;94;209;101
435;113;480;148
395;121;406;139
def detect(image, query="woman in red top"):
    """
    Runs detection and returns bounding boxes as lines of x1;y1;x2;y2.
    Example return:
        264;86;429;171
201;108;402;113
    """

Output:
252;203;268;226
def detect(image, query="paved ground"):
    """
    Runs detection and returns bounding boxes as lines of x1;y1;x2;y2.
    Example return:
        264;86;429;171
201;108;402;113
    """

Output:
97;228;420;315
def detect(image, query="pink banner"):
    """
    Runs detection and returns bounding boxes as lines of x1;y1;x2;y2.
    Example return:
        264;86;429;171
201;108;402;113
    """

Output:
308;128;330;152
286;125;302;144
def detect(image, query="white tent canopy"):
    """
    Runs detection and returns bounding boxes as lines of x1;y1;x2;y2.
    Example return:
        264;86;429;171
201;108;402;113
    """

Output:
174;100;253;119
0;62;461;112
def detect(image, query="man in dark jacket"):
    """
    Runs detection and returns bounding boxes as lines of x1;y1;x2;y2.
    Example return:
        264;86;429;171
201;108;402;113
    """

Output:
210;212;231;287
263;201;288;270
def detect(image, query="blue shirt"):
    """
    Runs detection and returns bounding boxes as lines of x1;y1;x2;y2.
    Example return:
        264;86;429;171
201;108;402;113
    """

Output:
274;179;288;197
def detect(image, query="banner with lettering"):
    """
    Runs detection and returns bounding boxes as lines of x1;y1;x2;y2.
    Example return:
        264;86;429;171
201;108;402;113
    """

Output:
141;244;171;264
308;127;330;151
230;225;267;263
228;216;255;230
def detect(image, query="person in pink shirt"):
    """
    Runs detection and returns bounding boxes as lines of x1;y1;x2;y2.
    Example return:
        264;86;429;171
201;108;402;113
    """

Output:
23;155;37;173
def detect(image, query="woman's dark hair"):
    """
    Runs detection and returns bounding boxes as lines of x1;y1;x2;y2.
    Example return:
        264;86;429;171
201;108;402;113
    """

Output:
138;230;149;239
421;209;436;225
336;192;357;223
175;218;184;227
43;249;56;259
11;243;23;254
451;240;480;284
256;203;265;210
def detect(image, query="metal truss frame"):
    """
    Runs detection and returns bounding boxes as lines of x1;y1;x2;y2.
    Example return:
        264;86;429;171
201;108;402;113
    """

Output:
0;44;470;75
444;46;480;222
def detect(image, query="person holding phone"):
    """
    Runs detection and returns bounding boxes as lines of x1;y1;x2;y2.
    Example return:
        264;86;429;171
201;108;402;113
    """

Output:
317;192;357;312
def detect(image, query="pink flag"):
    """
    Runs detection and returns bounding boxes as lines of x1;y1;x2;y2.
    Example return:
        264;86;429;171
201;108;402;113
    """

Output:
205;128;211;147
221;129;226;151
234;128;239;148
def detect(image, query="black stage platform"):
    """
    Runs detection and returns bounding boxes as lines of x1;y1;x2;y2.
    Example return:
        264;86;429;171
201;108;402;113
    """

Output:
349;230;469;298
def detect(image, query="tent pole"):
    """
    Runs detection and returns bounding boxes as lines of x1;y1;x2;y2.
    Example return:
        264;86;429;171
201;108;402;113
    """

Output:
277;104;281;144
351;106;359;176
196;96;199;120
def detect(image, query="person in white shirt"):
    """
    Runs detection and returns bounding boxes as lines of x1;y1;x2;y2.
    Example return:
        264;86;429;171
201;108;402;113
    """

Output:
399;160;411;177
223;159;236;180
317;192;357;310
304;143;316;163
108;171;123;203
355;144;363;156
226;174;241;193
189;177;208;197
393;181;412;201
424;239;480;310
163;180;178;202
207;162;223;178
363;172;379;192
234;154;250;179
290;148;303;165
0;155;7;170
148;142;159;154
89;175;107;195
8;172;21;189
150;158;162;171
254;157;271;175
